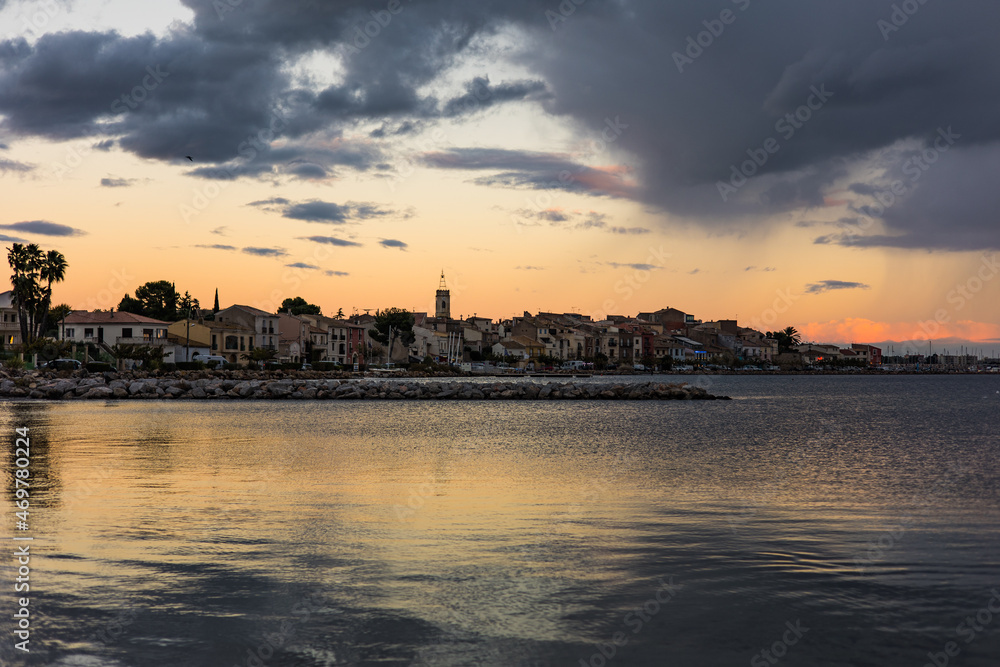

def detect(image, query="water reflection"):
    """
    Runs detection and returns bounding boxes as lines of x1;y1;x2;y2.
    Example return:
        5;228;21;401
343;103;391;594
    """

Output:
0;375;997;665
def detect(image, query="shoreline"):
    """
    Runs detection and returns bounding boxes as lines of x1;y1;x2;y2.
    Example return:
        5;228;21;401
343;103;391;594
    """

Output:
0;375;730;401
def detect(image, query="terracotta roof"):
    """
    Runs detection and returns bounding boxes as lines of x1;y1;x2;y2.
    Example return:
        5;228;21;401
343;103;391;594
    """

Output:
65;311;170;325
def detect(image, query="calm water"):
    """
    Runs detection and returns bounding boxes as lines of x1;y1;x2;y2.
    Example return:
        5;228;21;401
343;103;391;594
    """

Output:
1;375;998;666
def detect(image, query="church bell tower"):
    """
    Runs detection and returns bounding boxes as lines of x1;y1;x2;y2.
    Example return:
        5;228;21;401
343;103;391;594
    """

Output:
435;271;451;319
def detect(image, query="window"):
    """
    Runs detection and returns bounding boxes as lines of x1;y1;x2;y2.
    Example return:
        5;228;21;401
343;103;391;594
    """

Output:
142;328;154;340
84;328;94;338
121;328;133;338
240;337;245;352
65;328;75;338
225;335;238;350
212;334;218;351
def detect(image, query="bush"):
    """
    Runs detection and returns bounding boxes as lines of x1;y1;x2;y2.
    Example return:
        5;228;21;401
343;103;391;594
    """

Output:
222;362;242;371
175;361;206;371
3;357;25;371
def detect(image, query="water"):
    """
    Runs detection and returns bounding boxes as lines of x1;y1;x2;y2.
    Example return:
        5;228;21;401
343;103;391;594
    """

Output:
1;375;998;666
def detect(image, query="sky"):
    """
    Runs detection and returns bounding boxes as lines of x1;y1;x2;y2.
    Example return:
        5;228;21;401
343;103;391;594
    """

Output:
0;0;998;354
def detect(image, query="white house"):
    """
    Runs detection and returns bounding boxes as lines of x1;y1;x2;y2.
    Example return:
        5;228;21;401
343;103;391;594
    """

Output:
60;311;170;347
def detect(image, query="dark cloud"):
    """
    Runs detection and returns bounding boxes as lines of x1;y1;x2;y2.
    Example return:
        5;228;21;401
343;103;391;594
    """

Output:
805;280;870;294
425;148;636;198
100;177;135;187
325;270;349;277
606;262;659;271
0;1;997;250
284;200;349;223
250;198;400;223
0;220;85;236
242;246;287;257
286;262;319;269
0;157;33;173
510;208;650;235
195;244;237;251
441;76;548;117
300;236;362;247
379;239;407;250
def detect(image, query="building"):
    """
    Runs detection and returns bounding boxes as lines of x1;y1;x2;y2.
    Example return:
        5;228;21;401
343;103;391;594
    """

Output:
0;291;21;346
208;323;257;363
435;271;451;319
60;311;170;348
215;305;279;350
850;344;883;367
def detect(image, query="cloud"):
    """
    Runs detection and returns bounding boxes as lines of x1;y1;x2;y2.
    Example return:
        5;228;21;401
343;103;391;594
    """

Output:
100;177;135;187
194;244;237;251
0;158;33;174
515;265;545;270
606;262;659;271
799;318;1000;347
0;220;85;237
744;266;776;272
441;76;549;117
250;198;401;223
242;246;288;257
299;235;362;247
379;239;408;250
325;270;349;277
425;148;637;199
210;226;229;236
0;1;998;250
609;226;650;235
286;262;319;269
805;280;871;294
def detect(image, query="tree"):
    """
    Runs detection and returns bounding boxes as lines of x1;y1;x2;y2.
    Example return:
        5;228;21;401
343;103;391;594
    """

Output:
178;291;200;315
213;288;220;313
243;347;278;368
118;281;195;321
48;303;73;337
335;307;344;319
7;243;68;346
368;307;415;348
280;296;321;316
766;326;802;353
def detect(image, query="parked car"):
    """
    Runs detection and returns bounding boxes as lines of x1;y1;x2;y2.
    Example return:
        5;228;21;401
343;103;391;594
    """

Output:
633;363;646;371
301;363;313;370
194;355;227;369
44;358;82;371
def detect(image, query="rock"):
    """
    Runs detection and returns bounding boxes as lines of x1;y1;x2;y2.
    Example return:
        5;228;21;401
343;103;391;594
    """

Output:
191;386;208;399
112;387;129;399
128;382;145;395
83;386;113;399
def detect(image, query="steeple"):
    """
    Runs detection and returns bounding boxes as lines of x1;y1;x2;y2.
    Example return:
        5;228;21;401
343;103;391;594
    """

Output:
435;270;451;319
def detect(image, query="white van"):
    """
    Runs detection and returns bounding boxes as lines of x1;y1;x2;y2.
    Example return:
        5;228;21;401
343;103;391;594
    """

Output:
195;355;227;369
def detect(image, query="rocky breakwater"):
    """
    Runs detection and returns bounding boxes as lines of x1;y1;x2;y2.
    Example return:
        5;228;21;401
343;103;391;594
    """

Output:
0;375;730;401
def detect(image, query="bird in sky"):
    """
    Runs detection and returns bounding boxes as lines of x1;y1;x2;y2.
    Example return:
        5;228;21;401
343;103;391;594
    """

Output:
185;156;193;161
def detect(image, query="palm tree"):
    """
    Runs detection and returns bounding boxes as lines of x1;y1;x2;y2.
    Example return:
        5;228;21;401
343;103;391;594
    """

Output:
8;244;43;345
766;327;802;353
36;249;68;339
782;326;801;348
